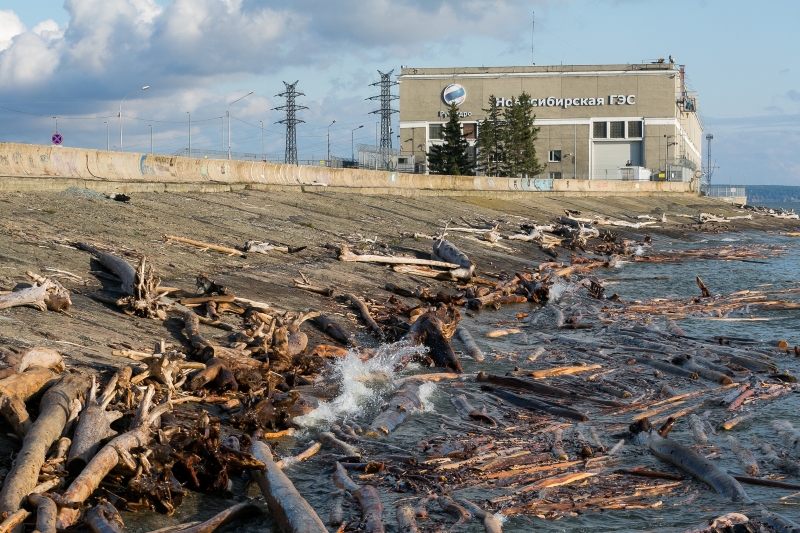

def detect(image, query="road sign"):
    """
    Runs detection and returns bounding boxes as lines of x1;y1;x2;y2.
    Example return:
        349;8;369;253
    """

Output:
51;133;63;145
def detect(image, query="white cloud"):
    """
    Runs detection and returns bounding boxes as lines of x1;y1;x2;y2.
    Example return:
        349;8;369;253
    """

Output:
0;10;26;52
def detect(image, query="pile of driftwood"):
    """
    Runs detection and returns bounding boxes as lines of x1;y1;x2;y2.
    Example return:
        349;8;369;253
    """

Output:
1;220;800;533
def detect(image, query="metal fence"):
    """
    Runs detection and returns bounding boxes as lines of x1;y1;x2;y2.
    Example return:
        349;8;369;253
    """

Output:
706;185;747;199
172;148;275;162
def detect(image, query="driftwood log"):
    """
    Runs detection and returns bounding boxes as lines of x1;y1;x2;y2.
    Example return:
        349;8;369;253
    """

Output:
57;387;188;528
405;307;462;373
27;494;56;533
149;502;261;533
339;245;458;269
0;372;89;524
455;324;484;362
250;440;328;533
84;501;123;533
345;294;384;340
0;367;59;438
0;273;71;313
333;462;385;533
366;380;424;436
67;374;124;476
164;234;246;257
312;315;352;344
432;239;474;281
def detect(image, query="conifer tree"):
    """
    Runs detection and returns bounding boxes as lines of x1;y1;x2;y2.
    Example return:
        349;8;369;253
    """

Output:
427;103;475;175
501;92;545;178
475;95;505;177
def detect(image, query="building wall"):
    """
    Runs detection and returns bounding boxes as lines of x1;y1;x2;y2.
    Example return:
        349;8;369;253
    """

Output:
397;63;702;179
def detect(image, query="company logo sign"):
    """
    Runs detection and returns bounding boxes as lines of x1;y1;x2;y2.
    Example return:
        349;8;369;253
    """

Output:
442;84;466;106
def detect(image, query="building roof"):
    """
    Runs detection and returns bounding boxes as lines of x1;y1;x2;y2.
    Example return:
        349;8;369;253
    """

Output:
398;63;677;79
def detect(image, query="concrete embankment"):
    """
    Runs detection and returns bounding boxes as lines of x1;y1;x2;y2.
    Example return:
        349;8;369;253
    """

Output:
0;142;692;197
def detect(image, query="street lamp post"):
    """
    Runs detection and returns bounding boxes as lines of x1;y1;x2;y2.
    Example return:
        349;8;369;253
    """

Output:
104;122;109;151
119;85;149;152
260;120;264;160
187;112;191;158
327;120;337;165
227;90;254;160
352;125;364;164
149;124;153;154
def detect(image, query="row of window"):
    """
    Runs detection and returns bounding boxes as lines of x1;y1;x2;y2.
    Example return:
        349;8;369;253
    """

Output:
594;120;642;139
429;120;644;142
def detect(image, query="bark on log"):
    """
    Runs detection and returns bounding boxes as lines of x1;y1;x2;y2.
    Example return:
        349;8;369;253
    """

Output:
696;276;712;298
311;315;351;344
0;372;88;526
345;294;384;340
84;501;124;533
396;506;420;533
57;387;182;528
67;374;124;476
672;356;732;384
455;325;484;362
76;243;137;295
332;462;384;533
16;348;64;373
27;494;56;533
366;380;424;436
339;246;459;269
629;418;751;502
432;239;474;281
0;510;30;533
250;440;328;533
0;368;59;438
480;385;588;421
476;373;625;407
0;275;70;313
405;313;462;373
188;358;237;392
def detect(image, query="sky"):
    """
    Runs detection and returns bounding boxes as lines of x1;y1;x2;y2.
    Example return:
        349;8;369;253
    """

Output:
0;0;798;185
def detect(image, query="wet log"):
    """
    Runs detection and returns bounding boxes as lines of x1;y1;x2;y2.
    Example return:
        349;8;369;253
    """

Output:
438;494;471;526
250;439;327;533
456;324;484;362
633;357;699;380
456;499;502;533
480;385;588;421
760;509;800;533
672;356;732;384
405;312;462;373
396;506;420;533
696;276;712;298
733;476;800;491
366;380;424;436
27;494;56;533
476;372;625;407
725;435;758;476
150;502;262;533
319;432;360;456
84;501;123;533
67;374;124;476
332;463;384;533
450;395;497;425
729;355;777;373
311;315;352;344
615;468;683;481
629;418;751;502
683;513;750;533
0;367;59;438
0;373;88;525
433;239;474;281
345;294;384;340
57;387;188;528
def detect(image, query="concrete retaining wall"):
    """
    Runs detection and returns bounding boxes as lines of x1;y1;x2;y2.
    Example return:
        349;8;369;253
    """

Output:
0;142;693;197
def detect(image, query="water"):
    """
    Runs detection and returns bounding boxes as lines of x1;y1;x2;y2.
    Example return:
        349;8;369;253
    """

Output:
134;231;800;533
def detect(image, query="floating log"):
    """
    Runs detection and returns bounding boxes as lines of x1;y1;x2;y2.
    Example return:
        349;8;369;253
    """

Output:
476;372;625;407
333;462;384;533
367;380;424;436
480;385;588;421
405;310;462;373
396;506;420;533
629;418;751;502
250;440;327;533
456;324;484;362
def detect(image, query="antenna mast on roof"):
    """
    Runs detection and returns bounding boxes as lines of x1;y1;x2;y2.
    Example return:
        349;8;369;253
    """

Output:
531;11;535;65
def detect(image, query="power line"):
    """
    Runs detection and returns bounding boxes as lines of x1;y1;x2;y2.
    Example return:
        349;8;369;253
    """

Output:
273;81;307;165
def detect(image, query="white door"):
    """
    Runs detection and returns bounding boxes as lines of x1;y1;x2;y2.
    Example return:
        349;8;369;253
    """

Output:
592;141;642;179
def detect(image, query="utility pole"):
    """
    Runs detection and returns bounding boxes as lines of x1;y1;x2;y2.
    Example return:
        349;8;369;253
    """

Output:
327;120;336;164
227;91;254;160
260;120;264;160
187;112;191;157
352;125;363;163
149;124;153;154
104;122;109;151
368;70;399;170
705;134;714;193
273;81;307;165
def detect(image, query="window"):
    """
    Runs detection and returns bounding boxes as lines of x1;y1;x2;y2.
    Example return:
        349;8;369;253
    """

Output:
610;121;625;138
462;123;476;140
549;172;562;179
628;121;643;138
593;122;607;138
429;124;443;140
548;150;562;163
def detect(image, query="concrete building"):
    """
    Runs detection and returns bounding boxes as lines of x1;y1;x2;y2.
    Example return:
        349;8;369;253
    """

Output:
397;62;702;182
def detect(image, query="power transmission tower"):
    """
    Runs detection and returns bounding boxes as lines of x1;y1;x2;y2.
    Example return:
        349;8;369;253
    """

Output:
273;81;307;165
367;70;398;170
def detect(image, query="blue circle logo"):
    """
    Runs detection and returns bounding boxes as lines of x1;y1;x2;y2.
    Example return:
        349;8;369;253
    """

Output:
442;84;466;106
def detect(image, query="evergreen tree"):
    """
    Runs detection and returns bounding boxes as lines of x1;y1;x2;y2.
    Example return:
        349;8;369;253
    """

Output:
475;95;505;177
427;102;475;175
501;92;545;178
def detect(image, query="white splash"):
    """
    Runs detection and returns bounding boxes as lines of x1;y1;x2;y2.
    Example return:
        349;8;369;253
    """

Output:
548;279;571;302
418;381;438;412
494;512;508;525
634;245;645;256
294;341;428;428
